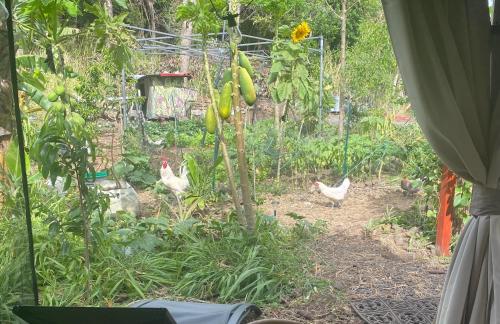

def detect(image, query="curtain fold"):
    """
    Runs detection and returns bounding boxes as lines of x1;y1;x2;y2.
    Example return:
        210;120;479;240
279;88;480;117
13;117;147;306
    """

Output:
488;28;500;187
381;0;500;322
382;0;491;184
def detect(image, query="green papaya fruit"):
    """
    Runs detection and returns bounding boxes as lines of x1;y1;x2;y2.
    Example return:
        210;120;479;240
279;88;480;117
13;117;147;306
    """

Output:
47;92;58;102
219;82;232;120
205;105;217;134
238;52;254;78
239;67;256;106
221;68;232;85
52;102;64;113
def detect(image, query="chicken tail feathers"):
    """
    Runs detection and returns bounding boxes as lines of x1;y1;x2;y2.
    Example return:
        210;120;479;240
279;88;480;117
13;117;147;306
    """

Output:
180;164;189;178
341;177;351;190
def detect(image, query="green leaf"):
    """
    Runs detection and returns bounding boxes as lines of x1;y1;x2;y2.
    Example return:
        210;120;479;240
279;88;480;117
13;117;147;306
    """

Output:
295;63;308;78
270;88;281;103
63;174;72;191
268;72;278;84
19;71;46;91
49;169;58;185
113;0;128;9
63;0;78;17
270;61;283;74
19;83;52;110
4;139;30;178
16;55;49;72
278;50;294;61
276;82;293;102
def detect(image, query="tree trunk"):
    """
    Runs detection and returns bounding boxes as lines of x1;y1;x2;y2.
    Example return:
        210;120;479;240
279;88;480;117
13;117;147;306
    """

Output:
45;45;56;73
202;51;244;223
144;0;156;37
179;0;193;77
76;176;92;297
0;17;13;178
103;0;113;17
338;0;347;137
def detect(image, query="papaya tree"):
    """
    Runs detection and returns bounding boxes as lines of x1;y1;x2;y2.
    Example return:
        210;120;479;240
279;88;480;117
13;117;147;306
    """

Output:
176;0;245;225
228;0;256;231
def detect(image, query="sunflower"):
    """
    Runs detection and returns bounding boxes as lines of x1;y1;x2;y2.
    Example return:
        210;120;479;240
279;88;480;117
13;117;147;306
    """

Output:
291;21;311;43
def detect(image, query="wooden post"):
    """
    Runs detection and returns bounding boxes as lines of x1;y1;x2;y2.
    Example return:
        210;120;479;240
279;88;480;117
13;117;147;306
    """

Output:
436;166;457;256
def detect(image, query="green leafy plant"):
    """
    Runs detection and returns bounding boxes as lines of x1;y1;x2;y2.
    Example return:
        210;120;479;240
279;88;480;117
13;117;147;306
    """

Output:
113;150;157;189
73;63;115;122
171;214;324;304
175;0;224;39
453;180;472;230
16;0;79;73
1;174;324;308
85;3;136;72
30;101;100;291
268;28;319;127
182;154;223;217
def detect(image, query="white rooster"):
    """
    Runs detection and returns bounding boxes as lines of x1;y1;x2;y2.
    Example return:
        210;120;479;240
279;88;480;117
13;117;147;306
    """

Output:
160;159;189;195
311;178;351;208
160;159;189;216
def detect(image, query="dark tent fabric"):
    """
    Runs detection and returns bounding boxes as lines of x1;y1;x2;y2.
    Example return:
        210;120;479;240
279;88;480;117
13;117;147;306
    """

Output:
130;300;261;324
382;0;500;323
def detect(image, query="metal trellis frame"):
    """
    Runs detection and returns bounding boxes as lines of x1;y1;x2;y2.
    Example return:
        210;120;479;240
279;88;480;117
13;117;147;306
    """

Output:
122;25;326;128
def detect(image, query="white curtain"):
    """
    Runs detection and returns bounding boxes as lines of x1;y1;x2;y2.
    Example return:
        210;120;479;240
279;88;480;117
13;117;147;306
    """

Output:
382;0;500;323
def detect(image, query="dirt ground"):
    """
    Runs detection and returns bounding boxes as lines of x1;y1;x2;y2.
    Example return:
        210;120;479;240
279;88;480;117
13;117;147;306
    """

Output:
258;180;449;323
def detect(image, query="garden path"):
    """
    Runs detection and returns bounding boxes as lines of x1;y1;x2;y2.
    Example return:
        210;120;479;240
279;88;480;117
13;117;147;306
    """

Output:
259;180;449;323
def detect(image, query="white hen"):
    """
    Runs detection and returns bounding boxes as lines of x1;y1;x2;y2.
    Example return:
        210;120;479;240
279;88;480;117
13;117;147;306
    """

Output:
160;160;189;196
312;178;350;207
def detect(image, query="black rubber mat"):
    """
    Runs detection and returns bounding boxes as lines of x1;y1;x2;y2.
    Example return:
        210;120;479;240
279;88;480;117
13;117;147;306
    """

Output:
351;298;439;324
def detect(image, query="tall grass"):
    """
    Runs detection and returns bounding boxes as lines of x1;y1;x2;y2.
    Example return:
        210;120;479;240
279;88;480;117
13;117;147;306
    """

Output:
0;177;324;319
171;215;324;303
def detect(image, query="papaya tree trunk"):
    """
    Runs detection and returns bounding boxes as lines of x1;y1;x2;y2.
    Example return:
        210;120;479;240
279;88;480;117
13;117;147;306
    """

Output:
228;18;256;231
0;17;13;179
202;50;244;223
338;0;347;137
